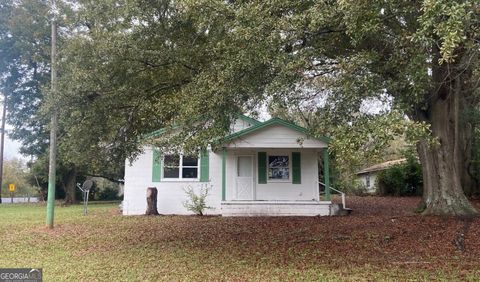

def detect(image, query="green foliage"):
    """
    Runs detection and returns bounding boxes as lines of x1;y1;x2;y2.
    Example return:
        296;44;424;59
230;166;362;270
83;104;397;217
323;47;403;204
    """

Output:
1;158;39;198
333;177;369;197
0;0;52;156
97;186;121;201
377;156;423;196
91;178;122;201
416;0;477;63
0;0;124;189
182;184;213;216
3;0;473;166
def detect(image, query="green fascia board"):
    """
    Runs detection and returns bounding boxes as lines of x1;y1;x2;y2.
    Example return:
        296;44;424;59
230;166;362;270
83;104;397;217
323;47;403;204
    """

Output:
221;117;331;144
140;125;181;141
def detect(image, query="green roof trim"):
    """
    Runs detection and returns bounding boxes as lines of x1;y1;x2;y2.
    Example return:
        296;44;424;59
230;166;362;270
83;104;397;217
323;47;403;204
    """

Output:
141;126;179;140
221;117;331;144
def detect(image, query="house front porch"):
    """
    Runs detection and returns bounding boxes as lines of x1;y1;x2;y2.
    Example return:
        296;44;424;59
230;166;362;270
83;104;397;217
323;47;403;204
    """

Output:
217;118;337;217
221;200;332;216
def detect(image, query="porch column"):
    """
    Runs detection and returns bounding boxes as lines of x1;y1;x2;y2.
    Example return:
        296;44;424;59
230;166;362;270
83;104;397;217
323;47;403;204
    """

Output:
323;148;331;201
222;147;226;201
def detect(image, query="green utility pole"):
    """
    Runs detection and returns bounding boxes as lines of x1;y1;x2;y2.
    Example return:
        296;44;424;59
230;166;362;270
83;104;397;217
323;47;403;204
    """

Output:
46;0;58;228
0;93;6;204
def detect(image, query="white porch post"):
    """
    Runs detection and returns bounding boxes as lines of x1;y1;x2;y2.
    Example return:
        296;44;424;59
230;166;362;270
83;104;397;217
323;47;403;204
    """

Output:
222;147;226;201
323;148;331;201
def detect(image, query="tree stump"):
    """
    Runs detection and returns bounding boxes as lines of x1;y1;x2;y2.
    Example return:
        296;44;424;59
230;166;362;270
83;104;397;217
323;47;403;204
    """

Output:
145;187;159;215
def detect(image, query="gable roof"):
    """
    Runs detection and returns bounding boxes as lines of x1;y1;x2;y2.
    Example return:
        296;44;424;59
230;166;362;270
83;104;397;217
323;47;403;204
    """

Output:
221;117;331;144
356;158;407;175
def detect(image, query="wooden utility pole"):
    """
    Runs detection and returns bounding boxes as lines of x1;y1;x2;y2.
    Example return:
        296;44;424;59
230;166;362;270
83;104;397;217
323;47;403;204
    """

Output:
0;93;6;204
46;0;58;228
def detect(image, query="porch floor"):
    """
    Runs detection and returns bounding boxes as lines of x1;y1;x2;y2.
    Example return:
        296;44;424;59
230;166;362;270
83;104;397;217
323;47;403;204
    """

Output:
221;200;332;217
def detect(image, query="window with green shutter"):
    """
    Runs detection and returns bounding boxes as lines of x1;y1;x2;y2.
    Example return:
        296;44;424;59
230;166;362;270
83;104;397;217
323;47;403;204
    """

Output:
292;152;301;184
258;152;267;184
163;154;199;179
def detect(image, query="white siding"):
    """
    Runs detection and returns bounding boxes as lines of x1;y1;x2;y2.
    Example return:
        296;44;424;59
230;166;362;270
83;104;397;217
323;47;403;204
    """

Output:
225;124;327;148
123;147;222;215
357;172;378;193
123;147;323;215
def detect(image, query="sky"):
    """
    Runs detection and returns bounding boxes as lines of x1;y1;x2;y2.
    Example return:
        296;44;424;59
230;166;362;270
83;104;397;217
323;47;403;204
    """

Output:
4;132;22;160
1;106;24;161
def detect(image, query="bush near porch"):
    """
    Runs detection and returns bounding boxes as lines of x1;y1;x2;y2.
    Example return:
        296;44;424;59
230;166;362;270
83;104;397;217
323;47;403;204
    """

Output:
0;198;479;281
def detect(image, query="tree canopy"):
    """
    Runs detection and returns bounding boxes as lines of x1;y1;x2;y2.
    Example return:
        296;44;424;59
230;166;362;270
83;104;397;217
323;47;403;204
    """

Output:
1;0;479;214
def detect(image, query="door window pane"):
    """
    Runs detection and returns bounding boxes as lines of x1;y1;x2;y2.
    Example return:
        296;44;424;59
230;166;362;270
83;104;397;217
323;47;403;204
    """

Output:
237;156;252;177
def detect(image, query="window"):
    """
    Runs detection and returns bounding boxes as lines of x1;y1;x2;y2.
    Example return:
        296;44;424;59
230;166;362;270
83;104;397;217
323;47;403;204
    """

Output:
268;155;289;180
163;154;199;180
366;174;370;188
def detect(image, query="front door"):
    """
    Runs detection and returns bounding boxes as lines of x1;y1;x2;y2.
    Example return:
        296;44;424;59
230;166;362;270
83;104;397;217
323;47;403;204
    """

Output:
235;156;254;200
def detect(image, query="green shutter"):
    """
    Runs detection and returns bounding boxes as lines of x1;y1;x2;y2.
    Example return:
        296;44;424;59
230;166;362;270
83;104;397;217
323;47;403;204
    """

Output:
200;149;209;182
292;152;301;184
258;152;267;184
152;148;161;182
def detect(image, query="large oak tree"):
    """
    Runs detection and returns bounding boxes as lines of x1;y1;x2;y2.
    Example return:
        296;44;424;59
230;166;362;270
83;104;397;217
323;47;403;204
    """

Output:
11;0;480;215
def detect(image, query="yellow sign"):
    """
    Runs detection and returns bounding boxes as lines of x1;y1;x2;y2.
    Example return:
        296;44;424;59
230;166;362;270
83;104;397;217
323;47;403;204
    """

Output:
8;183;15;192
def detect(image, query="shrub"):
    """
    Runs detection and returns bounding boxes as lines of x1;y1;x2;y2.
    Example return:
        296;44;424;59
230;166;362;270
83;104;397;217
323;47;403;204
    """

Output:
377;157;423;196
97;186;121;201
183;184;214;216
329;174;370;196
349;182;370;196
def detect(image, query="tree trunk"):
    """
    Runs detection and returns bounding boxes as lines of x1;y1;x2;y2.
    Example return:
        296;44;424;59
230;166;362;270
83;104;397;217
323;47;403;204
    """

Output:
415;57;478;216
418;141;477;215
63;167;77;205
145;187;159;215
470;126;480;196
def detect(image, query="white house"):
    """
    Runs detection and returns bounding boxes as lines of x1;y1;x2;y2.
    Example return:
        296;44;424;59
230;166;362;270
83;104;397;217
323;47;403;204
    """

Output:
356;159;407;193
123;115;337;216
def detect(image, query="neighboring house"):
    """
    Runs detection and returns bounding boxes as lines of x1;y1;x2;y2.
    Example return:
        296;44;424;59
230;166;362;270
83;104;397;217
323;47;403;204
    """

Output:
123;115;335;216
356;159;407;193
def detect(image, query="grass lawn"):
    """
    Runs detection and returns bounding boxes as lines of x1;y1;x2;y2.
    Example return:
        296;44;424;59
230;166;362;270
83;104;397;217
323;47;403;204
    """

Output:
1;197;480;281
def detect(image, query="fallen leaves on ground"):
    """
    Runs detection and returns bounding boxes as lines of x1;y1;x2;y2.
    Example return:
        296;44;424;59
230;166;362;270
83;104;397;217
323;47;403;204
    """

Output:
0;197;479;281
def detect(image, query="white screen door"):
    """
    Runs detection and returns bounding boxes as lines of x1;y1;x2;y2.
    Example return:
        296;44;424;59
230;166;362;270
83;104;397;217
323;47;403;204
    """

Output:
235;156;254;200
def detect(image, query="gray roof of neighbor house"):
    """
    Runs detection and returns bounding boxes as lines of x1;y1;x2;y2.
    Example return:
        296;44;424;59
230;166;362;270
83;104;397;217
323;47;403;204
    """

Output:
356;158;407;175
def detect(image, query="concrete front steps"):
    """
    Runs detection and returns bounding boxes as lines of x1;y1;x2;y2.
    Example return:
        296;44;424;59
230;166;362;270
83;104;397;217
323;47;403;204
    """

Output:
221;201;352;216
330;203;353;216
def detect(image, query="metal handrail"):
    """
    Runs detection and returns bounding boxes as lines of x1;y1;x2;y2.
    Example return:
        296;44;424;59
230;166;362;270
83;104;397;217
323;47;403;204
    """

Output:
317;181;347;209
